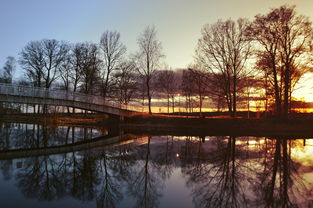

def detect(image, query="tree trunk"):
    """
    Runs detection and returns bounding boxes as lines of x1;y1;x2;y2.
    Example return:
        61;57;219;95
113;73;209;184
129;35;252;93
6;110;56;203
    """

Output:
283;64;290;118
103;70;110;101
167;94;170;114
232;75;237;118
272;59;282;117
146;79;152;114
199;94;203;117
172;95;175;113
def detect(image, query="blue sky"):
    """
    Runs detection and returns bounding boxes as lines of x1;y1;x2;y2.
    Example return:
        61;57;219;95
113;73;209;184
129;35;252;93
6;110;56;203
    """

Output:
1;0;313;71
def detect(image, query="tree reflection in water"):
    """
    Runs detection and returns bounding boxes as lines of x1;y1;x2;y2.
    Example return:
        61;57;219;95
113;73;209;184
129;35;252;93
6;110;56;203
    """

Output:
14;148;136;206
181;136;313;208
1;124;313;208
181;136;250;208
96;145;136;208
255;139;313;207
5;132;171;207
17;155;66;200
127;136;165;208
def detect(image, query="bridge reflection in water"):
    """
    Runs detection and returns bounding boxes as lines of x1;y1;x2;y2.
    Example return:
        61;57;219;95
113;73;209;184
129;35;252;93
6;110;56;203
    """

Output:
0;123;313;208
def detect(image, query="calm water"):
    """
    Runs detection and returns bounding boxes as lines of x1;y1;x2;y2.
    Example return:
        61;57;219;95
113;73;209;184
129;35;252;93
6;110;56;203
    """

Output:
1;123;313;208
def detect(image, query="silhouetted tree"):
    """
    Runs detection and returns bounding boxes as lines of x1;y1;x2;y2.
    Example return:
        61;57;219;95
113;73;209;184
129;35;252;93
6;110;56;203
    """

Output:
20;39;68;89
99;31;126;100
196;19;251;117
79;43;101;95
19;41;44;87
207;73;227;112
156;69;177;113
134;26;164;114
58;43;72;91
246;5;313;118
188;67;208;117
19;39;69;113
113;60;138;108
181;69;196;113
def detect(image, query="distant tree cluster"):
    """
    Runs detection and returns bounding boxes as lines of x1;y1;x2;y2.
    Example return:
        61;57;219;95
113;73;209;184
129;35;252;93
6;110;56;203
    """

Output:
1;5;312;118
0;56;16;83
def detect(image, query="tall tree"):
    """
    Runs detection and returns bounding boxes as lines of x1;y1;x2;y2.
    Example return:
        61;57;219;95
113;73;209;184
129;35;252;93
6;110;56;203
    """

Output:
0;56;16;84
134;26;164;114
196;19;251;117
71;43;85;93
246;5;313;118
99;31;126;100
19;41;44;87
41;39;69;88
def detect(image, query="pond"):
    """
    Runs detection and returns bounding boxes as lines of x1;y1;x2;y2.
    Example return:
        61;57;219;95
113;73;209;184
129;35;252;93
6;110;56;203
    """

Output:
0;123;313;208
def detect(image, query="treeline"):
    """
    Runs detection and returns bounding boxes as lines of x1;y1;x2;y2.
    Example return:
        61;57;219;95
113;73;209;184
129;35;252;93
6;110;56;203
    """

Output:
0;5;312;118
0;27;163;114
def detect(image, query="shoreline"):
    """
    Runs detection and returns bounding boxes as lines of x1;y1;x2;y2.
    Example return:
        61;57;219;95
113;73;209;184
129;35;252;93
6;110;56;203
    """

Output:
1;113;313;138
122;115;313;138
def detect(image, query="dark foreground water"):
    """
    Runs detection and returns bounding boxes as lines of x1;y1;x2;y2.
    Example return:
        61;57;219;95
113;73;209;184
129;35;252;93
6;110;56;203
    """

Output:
0;123;313;208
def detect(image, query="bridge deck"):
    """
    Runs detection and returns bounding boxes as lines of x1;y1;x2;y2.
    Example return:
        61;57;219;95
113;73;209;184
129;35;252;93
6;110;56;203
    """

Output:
0;83;137;117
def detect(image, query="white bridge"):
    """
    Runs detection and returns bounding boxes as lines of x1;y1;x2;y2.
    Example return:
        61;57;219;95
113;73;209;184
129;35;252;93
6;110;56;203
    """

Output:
0;83;138;117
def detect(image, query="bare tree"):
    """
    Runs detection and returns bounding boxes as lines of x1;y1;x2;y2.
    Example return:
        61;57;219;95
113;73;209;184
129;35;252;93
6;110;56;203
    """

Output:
278;6;313;117
58;44;72;91
246;5;313;118
57;44;73;113
41;40;69;88
181;69;196;113
70;43;85;93
99;31;126;100
196;19;251;117
134;26;164;114
113;60;138;108
19;40;68;113
156;69;177;113
0;56;16;83
188;67;208;117
19;41;44;87
79;43;101;95
19;39;68;88
206;73;227;112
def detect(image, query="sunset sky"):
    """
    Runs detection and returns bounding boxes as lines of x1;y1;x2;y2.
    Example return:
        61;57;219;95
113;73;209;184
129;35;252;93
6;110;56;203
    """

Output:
1;0;313;100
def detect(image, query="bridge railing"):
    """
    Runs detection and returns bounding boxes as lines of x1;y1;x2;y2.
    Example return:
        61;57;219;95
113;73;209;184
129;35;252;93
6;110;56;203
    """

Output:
0;83;122;109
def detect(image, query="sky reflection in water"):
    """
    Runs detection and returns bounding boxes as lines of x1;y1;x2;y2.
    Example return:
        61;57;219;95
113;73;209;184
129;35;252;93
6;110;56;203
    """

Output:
0;123;313;208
